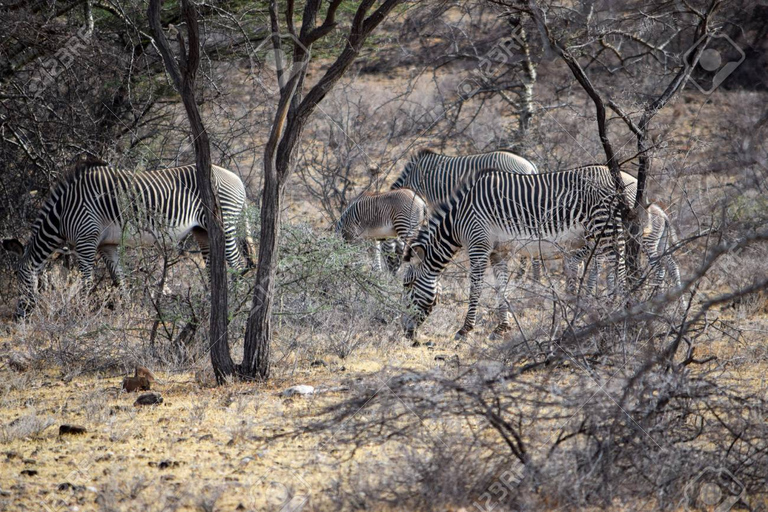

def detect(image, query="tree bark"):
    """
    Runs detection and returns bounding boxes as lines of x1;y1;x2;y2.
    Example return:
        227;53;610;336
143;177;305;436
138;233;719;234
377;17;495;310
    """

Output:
148;0;235;383
240;0;403;381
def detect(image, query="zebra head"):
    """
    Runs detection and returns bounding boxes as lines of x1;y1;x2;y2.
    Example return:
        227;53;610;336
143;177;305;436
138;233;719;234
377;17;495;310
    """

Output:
2;239;36;318
335;207;360;242
401;241;439;339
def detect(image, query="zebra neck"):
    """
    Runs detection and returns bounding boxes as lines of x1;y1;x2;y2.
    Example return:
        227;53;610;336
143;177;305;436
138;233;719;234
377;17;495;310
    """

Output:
423;219;461;275
23;186;68;274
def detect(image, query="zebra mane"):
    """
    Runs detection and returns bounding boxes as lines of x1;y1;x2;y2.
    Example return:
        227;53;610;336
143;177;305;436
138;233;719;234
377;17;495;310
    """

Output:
414;167;499;248
416;148;436;158
62;157;111;186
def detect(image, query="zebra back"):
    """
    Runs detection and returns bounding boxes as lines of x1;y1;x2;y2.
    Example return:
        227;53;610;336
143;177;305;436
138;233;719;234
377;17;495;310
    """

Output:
391;149;538;207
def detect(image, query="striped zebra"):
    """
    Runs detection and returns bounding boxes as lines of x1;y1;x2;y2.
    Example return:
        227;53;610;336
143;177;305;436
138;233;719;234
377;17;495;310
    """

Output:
389;148;540;276
391;149;539;201
3;161;255;317
640;203;681;289
337;189;428;273
580;173;681;293
401;166;628;340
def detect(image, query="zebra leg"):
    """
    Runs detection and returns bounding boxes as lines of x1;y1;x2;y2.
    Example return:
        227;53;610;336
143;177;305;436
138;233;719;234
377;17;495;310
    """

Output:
381;239;401;274
531;258;542;282
564;247;589;296
607;237;627;298
489;251;512;338
74;236;99;292
456;247;490;340
192;228;211;268
99;244;125;287
372;241;384;273
665;254;682;288
223;221;245;271
587;256;600;295
515;255;528;280
99;245;125;293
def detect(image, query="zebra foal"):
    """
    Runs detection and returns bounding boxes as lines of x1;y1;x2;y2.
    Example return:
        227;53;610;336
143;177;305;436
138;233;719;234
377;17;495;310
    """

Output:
336;189;428;273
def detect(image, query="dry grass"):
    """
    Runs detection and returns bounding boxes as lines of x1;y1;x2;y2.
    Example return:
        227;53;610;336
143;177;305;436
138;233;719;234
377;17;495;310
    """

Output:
1;274;767;511
0;336;454;512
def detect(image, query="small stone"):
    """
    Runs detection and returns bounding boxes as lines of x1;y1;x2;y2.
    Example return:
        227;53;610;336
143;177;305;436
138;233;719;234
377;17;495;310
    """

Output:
134;393;163;406
57;482;85;492
150;460;179;469
280;385;315;397
59;425;87;436
20;469;37;477
310;360;327;368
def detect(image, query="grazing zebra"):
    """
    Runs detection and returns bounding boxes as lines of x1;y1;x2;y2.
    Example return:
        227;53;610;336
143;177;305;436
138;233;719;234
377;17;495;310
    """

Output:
580;173;682;293
391;149;539;201
337;189;428;273
3;161;256;317
401;166;628;340
389;148;540;275
586;202;681;291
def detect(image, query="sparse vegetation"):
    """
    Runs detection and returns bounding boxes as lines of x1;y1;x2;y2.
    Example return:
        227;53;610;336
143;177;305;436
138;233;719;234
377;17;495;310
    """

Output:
1;0;767;510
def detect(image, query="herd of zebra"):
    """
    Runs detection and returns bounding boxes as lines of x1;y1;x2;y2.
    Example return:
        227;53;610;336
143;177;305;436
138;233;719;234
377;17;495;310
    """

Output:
2;150;681;341
337;149;681;339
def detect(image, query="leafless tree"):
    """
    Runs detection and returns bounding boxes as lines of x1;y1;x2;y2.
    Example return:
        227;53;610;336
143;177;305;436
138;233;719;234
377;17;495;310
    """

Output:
147;0;235;382
240;0;406;381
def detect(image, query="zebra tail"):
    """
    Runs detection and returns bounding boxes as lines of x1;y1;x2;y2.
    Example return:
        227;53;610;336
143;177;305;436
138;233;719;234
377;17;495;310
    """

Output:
242;205;258;269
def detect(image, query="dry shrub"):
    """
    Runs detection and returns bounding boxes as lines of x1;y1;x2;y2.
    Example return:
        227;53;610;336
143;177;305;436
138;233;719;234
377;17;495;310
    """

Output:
0;409;55;444
270;222;405;366
4;218;403;376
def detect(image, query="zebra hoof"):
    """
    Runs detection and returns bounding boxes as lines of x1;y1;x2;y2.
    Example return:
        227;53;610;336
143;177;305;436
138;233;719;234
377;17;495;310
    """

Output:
489;325;511;340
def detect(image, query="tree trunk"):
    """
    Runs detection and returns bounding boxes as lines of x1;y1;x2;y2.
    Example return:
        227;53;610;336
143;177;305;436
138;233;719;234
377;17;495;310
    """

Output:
239;0;404;382
240;163;281;380
148;0;235;383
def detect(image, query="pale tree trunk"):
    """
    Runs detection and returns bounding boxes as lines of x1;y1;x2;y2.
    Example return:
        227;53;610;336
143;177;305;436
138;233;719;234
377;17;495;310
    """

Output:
516;23;536;145
148;0;235;383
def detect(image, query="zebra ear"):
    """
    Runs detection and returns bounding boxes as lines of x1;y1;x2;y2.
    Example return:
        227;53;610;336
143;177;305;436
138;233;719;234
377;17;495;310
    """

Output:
2;239;24;257
404;244;425;264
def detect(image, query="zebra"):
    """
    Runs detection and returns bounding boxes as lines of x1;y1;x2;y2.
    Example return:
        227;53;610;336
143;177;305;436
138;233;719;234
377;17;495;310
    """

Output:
389;148;540;276
401;166;628;341
3;161;256;317
390;148;539;200
336;189;428;273
579;173;681;293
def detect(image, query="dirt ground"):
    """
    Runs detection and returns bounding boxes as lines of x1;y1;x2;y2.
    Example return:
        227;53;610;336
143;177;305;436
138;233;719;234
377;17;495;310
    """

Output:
2;295;767;512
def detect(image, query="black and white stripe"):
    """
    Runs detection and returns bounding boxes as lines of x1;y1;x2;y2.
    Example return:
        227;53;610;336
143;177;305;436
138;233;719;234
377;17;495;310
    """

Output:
391;149;538;206
390;149;540;276
13;163;253;315
337;189;427;273
401;165;628;340
582;174;682;293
